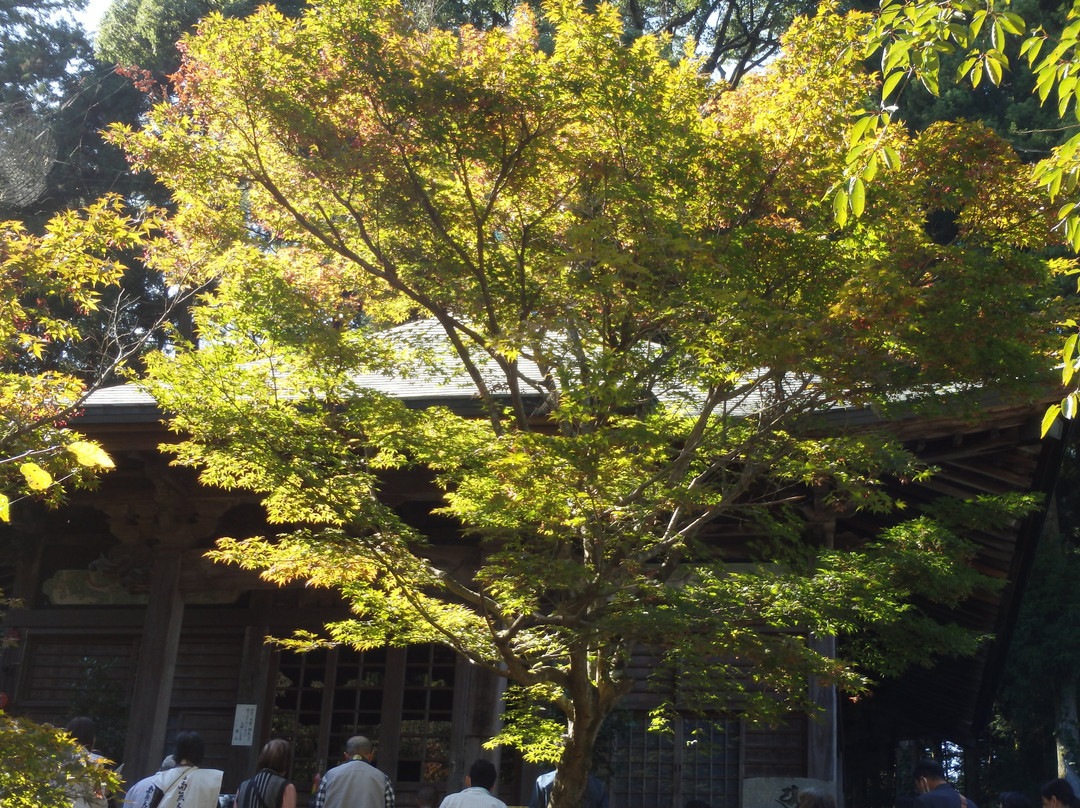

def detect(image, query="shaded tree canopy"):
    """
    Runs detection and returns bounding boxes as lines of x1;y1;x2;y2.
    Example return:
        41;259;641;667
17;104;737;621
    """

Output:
1;0;93;216
984;429;1080;791
0;0;152;243
0;0;90;109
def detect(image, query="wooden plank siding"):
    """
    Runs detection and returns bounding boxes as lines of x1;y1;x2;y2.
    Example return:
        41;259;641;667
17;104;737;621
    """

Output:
169;628;249;786
15;630;137;711
744;718;807;778
172;630;246;706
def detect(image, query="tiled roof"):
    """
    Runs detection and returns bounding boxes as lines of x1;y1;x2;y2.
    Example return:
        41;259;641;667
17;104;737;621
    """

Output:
75;320;547;423
75;319;1028;427
76;383;163;423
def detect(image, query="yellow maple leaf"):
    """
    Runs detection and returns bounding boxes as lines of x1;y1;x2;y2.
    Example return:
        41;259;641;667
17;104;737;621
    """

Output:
67;440;115;469
19;462;53;491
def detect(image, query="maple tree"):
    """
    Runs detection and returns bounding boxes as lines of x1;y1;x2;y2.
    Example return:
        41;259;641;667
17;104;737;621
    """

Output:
0;710;122;808
830;0;1080;435
111;0;1070;803
0;196;169;518
836;0;1080;786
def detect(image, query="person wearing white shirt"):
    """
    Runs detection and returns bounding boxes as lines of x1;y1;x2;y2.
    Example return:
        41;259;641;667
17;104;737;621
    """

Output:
150;731;223;808
123;755;175;808
437;760;505;808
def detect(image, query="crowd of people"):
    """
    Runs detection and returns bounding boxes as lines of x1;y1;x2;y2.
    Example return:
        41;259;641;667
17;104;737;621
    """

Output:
64;717;514;808
909;757;1080;808
64;719;1080;808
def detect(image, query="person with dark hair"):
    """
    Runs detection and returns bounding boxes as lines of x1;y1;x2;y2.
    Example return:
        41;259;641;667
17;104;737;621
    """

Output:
235;739;297;808
436;759;506;808
529;770;608;808
66;717;109;808
1041;779;1080;808
312;735;394;808
1002;793;1033;808
135;731;223;808
67;717;97;751
914;759;977;808
174;732;205;766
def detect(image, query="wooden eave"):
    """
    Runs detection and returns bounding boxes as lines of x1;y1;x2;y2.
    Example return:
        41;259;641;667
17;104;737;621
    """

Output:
837;397;1066;747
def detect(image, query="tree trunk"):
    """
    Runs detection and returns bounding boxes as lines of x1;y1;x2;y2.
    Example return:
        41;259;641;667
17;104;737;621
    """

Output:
1057;668;1080;792
549;719;605;808
547;664;612;808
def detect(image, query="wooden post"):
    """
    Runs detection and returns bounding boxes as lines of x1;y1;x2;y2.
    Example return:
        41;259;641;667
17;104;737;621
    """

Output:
808;635;839;798
222;623;274;792
121;550;184;784
378;648;406;778
448;656;475;794
10;504;46;604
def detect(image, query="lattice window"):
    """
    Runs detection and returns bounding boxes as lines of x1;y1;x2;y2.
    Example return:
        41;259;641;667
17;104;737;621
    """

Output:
273;644;455;788
611;721;676;808
330;646;389;759
681;719;740;808
273;647;333;788
397;644;455;783
610;716;740;808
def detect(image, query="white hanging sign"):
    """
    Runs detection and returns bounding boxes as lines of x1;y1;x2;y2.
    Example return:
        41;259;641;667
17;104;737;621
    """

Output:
231;703;258;746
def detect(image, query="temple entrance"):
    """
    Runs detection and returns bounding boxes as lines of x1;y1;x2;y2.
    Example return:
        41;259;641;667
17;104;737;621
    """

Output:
272;643;458;799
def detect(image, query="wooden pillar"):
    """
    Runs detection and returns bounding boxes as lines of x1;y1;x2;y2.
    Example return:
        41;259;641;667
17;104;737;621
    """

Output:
808;635;839;800
122;549;184;784
223;623;274;792
379;648;406;776
808;494;840;802
447;660;504;795
318;647;342;773
447;656;476;792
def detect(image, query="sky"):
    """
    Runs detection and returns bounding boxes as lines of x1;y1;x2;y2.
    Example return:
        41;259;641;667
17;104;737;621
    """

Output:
74;0;111;34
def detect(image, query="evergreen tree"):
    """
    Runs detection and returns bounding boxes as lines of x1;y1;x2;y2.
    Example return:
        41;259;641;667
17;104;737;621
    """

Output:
96;0;308;79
